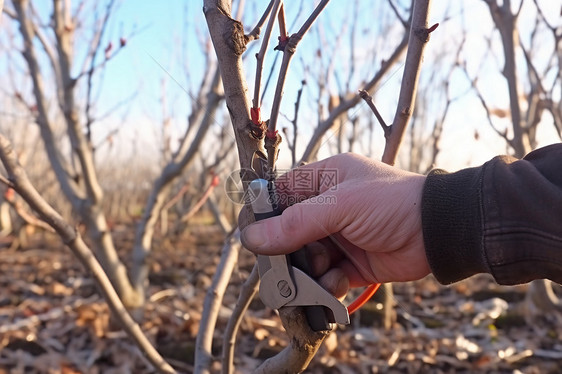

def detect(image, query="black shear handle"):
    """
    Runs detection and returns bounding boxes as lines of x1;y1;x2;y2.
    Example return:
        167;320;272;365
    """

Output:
250;178;332;332
288;249;332;331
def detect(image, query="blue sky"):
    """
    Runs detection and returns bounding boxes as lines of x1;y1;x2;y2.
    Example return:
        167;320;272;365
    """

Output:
1;0;561;171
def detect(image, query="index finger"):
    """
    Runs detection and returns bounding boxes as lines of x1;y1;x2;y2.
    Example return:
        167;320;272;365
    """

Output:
274;155;347;208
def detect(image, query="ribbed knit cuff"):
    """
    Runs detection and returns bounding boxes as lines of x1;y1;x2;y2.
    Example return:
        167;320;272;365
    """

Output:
421;166;491;284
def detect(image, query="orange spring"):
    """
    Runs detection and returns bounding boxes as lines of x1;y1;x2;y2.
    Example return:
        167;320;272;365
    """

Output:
347;283;381;315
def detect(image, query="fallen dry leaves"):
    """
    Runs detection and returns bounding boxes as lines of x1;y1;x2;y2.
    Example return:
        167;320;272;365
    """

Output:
1;224;561;373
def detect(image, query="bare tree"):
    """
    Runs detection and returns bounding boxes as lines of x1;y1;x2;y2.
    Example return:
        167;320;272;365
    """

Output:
0;134;176;373
466;0;562;314
5;0;143;308
3;0;226;315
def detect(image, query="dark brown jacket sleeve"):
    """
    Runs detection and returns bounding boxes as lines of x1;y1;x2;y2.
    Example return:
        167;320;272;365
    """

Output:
421;143;562;285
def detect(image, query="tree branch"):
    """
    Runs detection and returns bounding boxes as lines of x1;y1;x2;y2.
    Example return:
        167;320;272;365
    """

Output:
460;62;513;146
388;0;408;28
252;0;282;111
358;89;391;138
13;0;82;205
222;263;259;374
246;0;274;43
180;176;218;223
300;35;408;163
483;0;527;156
131;69;222;298
266;0;330;171
253;307;329;374
195;231;242;374
83;0;117;143
381;0;436;165
0;134;176;374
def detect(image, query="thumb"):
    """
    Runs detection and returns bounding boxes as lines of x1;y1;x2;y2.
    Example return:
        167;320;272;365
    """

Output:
241;195;343;254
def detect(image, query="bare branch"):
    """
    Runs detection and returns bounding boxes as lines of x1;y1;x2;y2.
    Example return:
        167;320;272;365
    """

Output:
0;173;12;188
277;3;287;40
13;0;82;204
388;0;408;28
84;0;118;143
222;263;259;374
300;35;408;163
252;0;282;111
254;307;329;373
180;177;218;223
195;231;242;374
268;0;331;135
284;79;306;166
381;0;436;165
0;134;176;374
234;0;246;21
532;0;556;31
2;3;14;19
266;0;330;170
246;0;274;43
358;89;391;138
483;0;527;156
461;64;512;145
3;188;55;233
131;69;222;296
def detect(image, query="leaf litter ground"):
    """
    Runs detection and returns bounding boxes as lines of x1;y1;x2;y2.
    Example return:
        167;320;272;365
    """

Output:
1;224;561;373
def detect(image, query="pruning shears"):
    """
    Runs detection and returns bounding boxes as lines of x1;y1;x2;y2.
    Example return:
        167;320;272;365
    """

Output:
249;178;350;331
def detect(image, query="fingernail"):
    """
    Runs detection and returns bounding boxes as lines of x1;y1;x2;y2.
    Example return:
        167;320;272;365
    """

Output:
241;223;267;249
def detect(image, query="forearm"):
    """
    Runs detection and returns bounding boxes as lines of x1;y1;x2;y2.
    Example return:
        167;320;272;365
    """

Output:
421;143;562;285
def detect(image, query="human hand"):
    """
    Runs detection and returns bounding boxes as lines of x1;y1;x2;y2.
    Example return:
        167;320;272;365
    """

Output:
240;153;431;298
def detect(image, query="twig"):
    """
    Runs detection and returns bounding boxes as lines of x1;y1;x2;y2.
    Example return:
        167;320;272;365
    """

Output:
84;0;117;144
299;34;408;163
4;188;55;233
131;69;222;295
195;231;242;374
277;2;288;41
246;0;275;43
284;79;305;166
162;182;190;211
266;0;331;171
252;0;282;111
460;64;513;146
234;0;246;21
180;176;218;223
388;0;408;28
268;0;331;135
159;181;190;235
0;174;12;187
358;90;391;138
221;263;259;374
0;134;176;374
207;195;233;235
